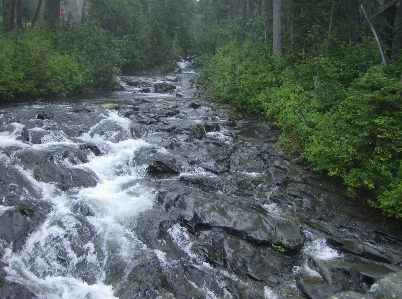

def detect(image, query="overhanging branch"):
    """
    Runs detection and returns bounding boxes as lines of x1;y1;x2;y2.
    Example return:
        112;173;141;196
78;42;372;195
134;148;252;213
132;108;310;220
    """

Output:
361;0;400;24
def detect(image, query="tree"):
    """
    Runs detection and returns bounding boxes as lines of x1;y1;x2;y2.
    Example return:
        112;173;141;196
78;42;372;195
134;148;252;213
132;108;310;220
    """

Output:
44;0;60;28
394;1;402;54
273;0;281;54
381;0;397;58
351;0;361;43
32;0;43;27
8;0;16;31
240;0;246;42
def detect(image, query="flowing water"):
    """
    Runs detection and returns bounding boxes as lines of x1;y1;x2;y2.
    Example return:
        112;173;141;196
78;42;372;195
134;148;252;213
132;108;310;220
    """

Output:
0;61;401;299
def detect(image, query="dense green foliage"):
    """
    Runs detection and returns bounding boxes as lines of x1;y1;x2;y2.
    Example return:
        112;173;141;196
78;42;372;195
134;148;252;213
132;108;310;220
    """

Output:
0;0;195;100
197;4;402;219
0;22;126;99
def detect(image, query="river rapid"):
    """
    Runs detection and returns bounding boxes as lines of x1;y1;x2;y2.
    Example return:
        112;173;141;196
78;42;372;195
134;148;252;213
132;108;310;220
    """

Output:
0;61;401;299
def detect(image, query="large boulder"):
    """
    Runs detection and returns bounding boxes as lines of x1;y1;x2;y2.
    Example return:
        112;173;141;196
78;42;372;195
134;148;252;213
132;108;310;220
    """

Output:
154;82;176;93
326;270;402;299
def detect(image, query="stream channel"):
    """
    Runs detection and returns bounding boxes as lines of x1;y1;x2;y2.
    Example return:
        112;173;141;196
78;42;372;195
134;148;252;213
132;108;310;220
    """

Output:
0;61;401;299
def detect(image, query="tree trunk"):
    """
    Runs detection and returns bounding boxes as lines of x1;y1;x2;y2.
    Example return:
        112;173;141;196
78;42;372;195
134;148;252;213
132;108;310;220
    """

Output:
273;0;282;54
8;0;16;31
328;0;335;40
290;5;299;49
44;0;60;28
393;2;402;55
81;0;87;23
240;0;247;42
248;0;254;21
261;0;267;18
3;0;6;27
351;0;361;43
361;4;387;66
16;0;22;29
230;0;234;22
32;0;43;27
261;0;269;42
381;0;397;58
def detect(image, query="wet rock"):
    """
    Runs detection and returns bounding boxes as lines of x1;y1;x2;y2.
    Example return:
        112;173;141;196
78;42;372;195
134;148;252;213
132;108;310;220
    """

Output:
15;147;98;190
296;267;335;299
326;291;369;299
190;102;201;109
101;103;119;110
274;220;304;251
0;200;51;250
190;124;206;140
28;129;50;144
139;87;151;93
368;270;402;298
0;160;40;199
229;146;269;174
114;252;171;298
328;237;393;264
154;82;176;93
120;77;141;86
0;209;32;249
147;160;180;177
327;271;402;299
0;277;38;299
223;236;297;282
165;76;179;82
79;143;102;156
36;113;52;120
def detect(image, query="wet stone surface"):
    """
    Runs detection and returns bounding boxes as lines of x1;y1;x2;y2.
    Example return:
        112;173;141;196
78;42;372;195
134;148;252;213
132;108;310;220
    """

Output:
0;62;401;298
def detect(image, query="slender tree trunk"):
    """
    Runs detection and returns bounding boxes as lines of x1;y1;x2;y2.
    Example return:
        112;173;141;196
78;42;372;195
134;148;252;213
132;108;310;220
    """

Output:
3;0;6;27
273;0;282;55
230;0;234;22
328;0;335;40
8;0;16;31
81;0;87;23
261;0;268;42
16;0;22;28
32;0;43;27
240;0;247;42
361;4;387;66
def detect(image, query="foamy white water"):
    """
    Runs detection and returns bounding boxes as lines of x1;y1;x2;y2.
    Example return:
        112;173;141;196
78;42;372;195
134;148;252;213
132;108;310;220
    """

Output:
1;108;156;299
303;238;342;261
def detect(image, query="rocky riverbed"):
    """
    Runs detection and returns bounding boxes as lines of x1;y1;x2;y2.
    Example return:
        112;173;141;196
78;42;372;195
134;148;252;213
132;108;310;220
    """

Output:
0;61;401;298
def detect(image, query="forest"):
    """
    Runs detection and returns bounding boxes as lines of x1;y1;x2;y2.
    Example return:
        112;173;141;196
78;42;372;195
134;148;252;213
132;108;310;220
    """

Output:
1;0;401;219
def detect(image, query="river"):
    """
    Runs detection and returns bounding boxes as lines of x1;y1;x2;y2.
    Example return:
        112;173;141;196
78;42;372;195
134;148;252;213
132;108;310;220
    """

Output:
0;61;401;298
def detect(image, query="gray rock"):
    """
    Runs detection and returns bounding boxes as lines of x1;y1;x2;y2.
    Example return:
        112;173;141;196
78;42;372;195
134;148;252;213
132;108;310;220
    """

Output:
326;291;372;299
296;266;335;299
326;270;402;299
274;220;304;251
368;270;402;299
154;82;176;93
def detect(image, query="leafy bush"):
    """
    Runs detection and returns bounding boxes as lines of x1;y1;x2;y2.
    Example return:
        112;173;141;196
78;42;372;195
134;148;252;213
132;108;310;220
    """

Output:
198;41;284;112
